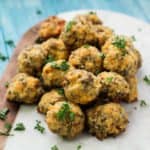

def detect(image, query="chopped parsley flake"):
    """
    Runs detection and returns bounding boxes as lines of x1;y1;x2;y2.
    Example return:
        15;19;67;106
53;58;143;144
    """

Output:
57;102;75;121
83;44;90;48
36;9;42;15
5;40;15;48
0;107;9;120
89;11;96;14
34;120;45;133
106;77;113;83
51;61;69;71
143;75;150;85
131;35;136;41
0;52;9;61
45;55;55;64
112;36;126;49
77;145;82;150
140;100;147;107
66;21;76;32
51;145;59;150
56;88;65;95
0;122;13;136
14;123;25;131
99;53;105;59
5;81;9;88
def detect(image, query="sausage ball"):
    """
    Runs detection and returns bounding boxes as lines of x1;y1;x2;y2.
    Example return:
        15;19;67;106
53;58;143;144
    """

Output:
125;76;138;103
38;16;65;41
42;60;71;87
6;73;44;104
74;12;102;25
46;101;85;139
93;25;113;47
60;21;97;50
97;72;129;102
41;38;69;60
102;35;139;77
69;45;103;74
18;44;47;76
64;69;101;104
38;88;66;114
87;103;129;140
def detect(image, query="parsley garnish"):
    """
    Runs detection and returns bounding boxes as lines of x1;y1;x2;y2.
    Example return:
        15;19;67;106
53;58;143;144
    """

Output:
140;100;147;107
66;21;76;32
77;145;82;150
51;61;69;71
56;88;65;95
51;145;59;150
5;40;15;48
143;75;150;85
112;36;126;49
89;11;96;14
131;35;136;41
0;52;9;61
0;122;13;136
83;44;90;48
57;102;75;121
45;55;55;64
99;53;105;59
0;107;9;120
5;81;9;88
36;9;42;15
34;120;45;133
14;123;25;131
106;77;113;83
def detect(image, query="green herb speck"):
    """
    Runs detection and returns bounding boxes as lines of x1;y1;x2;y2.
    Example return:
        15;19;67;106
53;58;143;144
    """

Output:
0;52;9;61
140;100;147;107
0;107;9;120
77;144;82;150
66;21;76;32
57;102;75;121
36;9;42;15
5;40;15;48
51;145;59;150
143;75;150;85
14;123;25;131
34;120;45;133
56;88;65;96
112;36;126;49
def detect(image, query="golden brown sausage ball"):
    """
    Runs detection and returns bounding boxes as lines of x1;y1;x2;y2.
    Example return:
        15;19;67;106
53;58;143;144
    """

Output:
97;72;129;102
46;101;85;139
18;44;47;76
38;88;66;114
125;76;138;103
60;21;97;50
102;35;139;77
42;60;71;87
6;73;44;104
74;12;102;25
38;16;65;41
41;38;69;60
93;25;113;46
69;45;103;74
64;69;101;104
87;103;128;140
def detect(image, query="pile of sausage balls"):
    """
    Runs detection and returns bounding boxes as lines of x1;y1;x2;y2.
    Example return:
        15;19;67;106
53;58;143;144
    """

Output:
6;12;142;140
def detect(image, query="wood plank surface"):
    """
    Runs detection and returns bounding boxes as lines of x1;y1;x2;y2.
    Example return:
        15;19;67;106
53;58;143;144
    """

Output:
0;20;41;150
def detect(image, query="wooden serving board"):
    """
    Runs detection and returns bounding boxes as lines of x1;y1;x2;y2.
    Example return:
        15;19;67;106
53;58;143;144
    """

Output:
0;19;43;149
